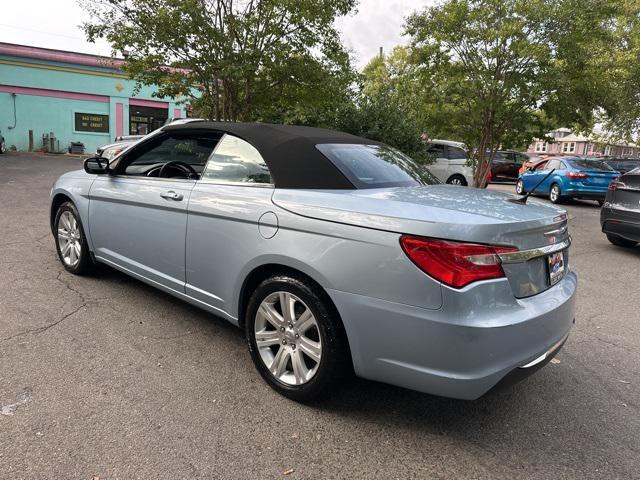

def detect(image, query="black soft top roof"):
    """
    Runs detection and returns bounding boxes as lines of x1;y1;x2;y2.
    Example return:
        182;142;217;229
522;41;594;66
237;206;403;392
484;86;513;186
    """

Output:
162;121;382;189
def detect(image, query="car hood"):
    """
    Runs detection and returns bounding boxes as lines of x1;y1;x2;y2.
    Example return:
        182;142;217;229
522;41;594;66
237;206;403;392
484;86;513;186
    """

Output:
272;185;568;250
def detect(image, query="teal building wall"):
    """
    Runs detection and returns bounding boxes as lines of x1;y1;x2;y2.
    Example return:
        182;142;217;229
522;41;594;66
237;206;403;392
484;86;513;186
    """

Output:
0;43;192;153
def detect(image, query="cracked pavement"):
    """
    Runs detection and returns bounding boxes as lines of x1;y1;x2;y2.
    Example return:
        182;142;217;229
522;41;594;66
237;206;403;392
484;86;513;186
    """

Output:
1;154;639;479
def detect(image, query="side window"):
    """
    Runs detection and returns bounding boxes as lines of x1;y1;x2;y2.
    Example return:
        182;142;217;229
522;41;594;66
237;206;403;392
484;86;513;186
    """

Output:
557;161;567;170
201;134;271;184
122;133;220;177
426;144;446;158
446;147;467;159
545;159;559;170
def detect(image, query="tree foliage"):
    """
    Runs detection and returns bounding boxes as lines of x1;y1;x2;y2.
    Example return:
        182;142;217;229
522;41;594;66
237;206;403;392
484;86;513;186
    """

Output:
336;48;429;162
405;0;625;187
81;0;356;123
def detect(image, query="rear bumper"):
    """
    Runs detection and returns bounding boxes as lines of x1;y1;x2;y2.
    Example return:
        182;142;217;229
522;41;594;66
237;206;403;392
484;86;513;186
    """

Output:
329;271;577;400
562;185;608;199
601;207;640;242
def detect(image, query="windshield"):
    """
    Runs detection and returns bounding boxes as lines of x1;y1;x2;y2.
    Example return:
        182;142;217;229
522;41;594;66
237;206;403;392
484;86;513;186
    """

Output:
316;143;440;188
568;159;614;171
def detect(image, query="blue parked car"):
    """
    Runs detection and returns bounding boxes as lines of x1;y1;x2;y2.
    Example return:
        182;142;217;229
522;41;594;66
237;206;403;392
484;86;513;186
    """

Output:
516;157;620;205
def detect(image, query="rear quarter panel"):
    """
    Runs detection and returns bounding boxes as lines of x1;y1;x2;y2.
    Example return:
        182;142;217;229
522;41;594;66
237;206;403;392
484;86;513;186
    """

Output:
185;184;444;324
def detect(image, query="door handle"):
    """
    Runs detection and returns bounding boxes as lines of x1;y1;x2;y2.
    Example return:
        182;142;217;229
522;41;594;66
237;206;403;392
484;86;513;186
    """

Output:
160;190;183;201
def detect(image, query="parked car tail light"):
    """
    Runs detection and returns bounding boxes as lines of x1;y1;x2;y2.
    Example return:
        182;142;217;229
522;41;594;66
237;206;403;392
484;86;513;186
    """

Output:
400;236;518;288
608;178;623;191
566;171;588;179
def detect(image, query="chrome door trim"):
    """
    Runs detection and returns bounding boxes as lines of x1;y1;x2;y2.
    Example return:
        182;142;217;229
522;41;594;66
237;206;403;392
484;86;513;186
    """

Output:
498;238;571;264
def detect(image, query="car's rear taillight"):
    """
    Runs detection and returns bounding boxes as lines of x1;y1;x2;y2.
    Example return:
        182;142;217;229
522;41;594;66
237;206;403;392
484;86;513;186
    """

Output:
566;171;588;179
608;178;623;191
400;236;518;288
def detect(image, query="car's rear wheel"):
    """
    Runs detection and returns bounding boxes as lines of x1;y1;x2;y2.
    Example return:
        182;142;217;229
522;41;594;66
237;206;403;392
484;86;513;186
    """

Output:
446;174;467;186
549;183;562;204
0;139;6;154
245;275;350;402
54;202;93;275
516;180;526;195
606;234;638;248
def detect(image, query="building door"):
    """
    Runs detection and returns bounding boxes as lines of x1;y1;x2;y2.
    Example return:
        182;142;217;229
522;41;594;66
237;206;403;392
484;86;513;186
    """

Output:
129;105;168;135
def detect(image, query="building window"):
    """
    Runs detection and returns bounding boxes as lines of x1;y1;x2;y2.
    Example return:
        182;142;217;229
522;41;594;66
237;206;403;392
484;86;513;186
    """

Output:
562;142;575;153
604;146;612;156
535;142;547;152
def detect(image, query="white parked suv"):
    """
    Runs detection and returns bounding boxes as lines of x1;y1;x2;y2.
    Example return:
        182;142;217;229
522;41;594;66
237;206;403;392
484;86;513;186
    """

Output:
425;140;473;186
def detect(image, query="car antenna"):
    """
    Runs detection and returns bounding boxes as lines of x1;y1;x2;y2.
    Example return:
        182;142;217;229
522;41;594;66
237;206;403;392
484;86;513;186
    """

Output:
509;169;556;205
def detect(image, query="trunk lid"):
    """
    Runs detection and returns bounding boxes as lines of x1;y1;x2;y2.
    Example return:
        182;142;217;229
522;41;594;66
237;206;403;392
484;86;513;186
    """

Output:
612;173;640;212
582;170;619;187
272;185;570;298
272;185;567;249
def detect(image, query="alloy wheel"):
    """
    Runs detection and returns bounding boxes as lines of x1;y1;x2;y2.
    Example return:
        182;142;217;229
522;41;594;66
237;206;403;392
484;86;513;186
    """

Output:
57;211;82;267
516;180;524;195
550;185;560;203
254;291;322;385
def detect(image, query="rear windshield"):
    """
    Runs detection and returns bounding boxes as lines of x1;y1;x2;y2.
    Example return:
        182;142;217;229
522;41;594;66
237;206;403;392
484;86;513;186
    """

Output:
568;159;613;171
316;143;440;188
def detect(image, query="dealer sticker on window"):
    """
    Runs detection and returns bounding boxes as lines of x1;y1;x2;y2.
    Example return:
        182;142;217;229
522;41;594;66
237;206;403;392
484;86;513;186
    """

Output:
548;252;565;286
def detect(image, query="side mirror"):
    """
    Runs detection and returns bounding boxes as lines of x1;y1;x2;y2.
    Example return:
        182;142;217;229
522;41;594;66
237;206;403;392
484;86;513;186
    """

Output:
84;156;109;175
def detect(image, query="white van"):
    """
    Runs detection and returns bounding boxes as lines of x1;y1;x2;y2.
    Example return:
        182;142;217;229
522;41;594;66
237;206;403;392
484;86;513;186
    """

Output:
425;140;474;186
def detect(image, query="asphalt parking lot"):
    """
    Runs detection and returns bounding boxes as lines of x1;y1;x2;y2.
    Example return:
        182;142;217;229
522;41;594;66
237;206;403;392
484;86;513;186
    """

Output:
1;153;639;480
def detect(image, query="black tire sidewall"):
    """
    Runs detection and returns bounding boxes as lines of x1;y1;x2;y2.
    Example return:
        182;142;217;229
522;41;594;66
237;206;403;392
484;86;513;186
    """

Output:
245;275;348;402
447;175;467;186
53;201;91;275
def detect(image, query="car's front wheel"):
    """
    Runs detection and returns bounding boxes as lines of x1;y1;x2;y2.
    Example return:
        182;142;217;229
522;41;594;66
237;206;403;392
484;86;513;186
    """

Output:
54;202;93;275
516;180;526;195
245;275;350;402
606;234;638;248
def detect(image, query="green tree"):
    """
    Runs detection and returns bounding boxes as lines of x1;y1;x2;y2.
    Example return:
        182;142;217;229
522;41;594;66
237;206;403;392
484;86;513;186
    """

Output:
80;0;356;123
336;48;429;162
405;0;622;187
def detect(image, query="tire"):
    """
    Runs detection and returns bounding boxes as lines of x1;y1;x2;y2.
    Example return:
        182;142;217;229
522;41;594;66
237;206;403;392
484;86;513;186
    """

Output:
446;174;467;186
516;180;526;195
53;201;93;275
597;199;605;207
0;139;6;154
549;183;562;204
606;234;638;248
245;275;350;402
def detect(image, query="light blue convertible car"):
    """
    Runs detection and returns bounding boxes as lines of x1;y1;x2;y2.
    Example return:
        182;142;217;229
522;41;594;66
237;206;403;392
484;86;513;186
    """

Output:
50;120;577;401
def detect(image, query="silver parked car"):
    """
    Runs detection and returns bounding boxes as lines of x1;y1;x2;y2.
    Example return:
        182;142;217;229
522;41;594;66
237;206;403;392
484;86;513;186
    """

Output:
50;120;577;401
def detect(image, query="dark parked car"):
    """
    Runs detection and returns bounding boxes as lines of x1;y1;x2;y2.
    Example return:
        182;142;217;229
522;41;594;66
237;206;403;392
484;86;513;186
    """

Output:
601;167;640;248
603;158;640;175
490;151;529;182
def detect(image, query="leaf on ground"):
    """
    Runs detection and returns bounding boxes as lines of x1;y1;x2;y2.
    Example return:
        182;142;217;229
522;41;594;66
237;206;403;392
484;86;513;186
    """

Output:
283;468;295;475
550;358;561;364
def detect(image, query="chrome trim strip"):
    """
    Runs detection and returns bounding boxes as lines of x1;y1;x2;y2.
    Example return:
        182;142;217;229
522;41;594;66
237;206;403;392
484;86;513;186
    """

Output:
544;225;568;237
519;333;569;369
498;237;571;264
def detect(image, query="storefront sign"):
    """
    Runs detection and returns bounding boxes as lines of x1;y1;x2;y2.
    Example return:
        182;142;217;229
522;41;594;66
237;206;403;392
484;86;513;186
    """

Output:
75;113;109;133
